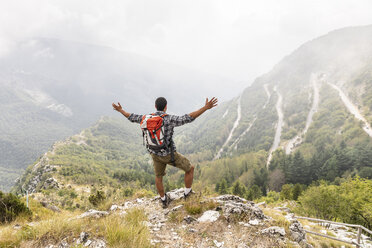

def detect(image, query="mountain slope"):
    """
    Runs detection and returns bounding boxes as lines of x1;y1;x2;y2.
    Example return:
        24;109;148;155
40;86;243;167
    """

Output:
11;25;372;194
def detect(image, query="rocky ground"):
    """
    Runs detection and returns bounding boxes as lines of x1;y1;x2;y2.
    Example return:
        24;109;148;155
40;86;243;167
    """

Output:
6;188;371;247
40;189;313;248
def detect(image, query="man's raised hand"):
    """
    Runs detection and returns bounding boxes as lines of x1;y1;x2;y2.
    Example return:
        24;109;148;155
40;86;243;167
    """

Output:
205;97;218;109
112;102;123;112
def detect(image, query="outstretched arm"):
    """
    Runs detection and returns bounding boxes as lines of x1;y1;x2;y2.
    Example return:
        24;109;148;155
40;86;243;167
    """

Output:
112;102;130;118
112;102;143;123
189;97;218;119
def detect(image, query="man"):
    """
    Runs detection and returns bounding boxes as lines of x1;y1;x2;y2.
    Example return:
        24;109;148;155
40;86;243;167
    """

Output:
112;97;218;208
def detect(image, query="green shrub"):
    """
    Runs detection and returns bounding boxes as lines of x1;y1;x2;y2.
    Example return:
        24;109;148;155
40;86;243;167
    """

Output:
280;184;293;200
297;178;372;229
0;191;32;223
88;190;106;206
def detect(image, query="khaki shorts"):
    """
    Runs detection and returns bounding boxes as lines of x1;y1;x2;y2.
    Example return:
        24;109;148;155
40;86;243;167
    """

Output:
151;152;192;177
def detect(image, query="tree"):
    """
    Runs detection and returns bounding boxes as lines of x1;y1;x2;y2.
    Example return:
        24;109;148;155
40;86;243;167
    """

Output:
287;151;308;184
246;185;262;200
232;181;246;197
219;179;228;194
253;168;268;195
320;157;339;181
359;167;372;179
215;182;220;193
268;168;285;192
280;184;292;200
292;183;302;201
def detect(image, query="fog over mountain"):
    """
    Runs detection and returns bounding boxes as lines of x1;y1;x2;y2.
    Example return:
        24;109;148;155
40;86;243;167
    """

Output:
2;0;372;92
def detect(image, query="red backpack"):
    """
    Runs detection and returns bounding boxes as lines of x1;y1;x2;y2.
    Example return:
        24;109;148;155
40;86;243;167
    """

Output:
140;113;168;152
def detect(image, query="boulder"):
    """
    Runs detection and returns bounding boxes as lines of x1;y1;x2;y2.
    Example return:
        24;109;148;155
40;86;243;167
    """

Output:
261;226;286;237
40;201;61;212
42;177;59;190
290;222;306;243
78;209;109;219
214;195;266;221
197;210;220;223
167;188;185;201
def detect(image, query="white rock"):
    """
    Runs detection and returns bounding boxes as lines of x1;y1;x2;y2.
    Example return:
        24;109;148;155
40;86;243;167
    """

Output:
79;209;109;219
84;240;92;246
197;210;220;223
213;240;224;247
249;219;261;225
167;188;185;200
171;205;183;212
110;205;118;211
261;226;286;237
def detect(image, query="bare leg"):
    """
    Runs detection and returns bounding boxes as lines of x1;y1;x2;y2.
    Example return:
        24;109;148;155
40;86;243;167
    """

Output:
184;165;195;188
155;176;165;197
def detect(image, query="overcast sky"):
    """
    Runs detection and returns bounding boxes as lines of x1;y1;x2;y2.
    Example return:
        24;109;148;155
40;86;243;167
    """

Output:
1;0;372;93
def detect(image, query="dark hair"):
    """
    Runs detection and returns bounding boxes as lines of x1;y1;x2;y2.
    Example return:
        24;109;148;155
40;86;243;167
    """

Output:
155;97;167;111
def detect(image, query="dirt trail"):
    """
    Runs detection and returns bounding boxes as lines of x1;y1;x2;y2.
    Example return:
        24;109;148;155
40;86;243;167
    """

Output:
329;82;372;138
229;84;271;151
214;96;241;160
286;74;321;154
263;84;271;109
230;117;257;150
267;86;283;167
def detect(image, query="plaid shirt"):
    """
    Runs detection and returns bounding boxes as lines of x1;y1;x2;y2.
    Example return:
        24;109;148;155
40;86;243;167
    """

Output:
128;111;195;156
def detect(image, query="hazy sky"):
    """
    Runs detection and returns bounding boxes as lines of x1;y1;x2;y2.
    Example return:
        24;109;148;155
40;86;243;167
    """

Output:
1;0;372;93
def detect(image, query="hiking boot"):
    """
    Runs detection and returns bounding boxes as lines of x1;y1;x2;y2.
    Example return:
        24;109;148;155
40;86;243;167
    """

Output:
184;189;194;200
161;194;170;209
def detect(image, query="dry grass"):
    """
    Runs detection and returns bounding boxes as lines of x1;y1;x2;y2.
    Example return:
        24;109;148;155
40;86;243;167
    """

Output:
102;208;151;248
168;211;184;224
0;208;151;248
184;194;219;215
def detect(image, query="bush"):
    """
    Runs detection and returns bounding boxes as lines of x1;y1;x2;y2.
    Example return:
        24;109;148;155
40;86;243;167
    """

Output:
0;191;32;223
297;178;372;229
259;191;281;204
88;190;106;206
280;184;293;200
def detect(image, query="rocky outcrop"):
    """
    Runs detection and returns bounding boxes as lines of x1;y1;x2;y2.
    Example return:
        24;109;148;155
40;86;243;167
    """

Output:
214;194;267;222
78;209;109;219
261;226;286;237
40;201;60;212
19;152;60;193
285;214;313;248
42;177;59;190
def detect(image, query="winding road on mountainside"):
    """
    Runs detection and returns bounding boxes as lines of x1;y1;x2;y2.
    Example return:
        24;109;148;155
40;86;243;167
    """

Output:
267;86;284;168
215;83;273;159
328;82;372;138
263;84;271;109
285;74;321;154
230;117;257;151
214;96;242;160
229;84;272;152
